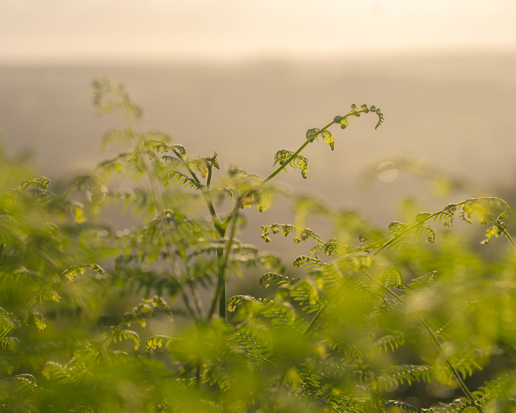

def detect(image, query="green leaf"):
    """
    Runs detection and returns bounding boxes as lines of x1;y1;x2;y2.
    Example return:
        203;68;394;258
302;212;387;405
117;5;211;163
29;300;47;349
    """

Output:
407;271;439;290
415;225;436;243
388;400;418;413
273;150;310;179
481;225;502;245
306;128;320;143
227;295;256;312
321;130;335;151
388;221;409;235
62;265;86;281
72;202;87;224
145;335;177;353
383;265;404;289
112;328;140;350
0;337;19;351
13;374;37;388
259;273;293;289
33;312;47;331
293;255;318;268
416;212;432;222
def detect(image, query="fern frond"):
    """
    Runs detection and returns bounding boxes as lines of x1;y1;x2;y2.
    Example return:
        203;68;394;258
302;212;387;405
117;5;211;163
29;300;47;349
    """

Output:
263;302;300;328
62;263;105;281
95;151;136;175
227;295;257;313
273;150;310;179
13;373;37;388
333;103;384;131
1;336;19;351
42;289;61;303
407;271;439;290
111;328;140;350
262;223;324;244
290;278;323;314
259;272;295;289
434;204;456;227
229;331;273;367
42;361;75;383
32;312;47;331
378;364;432;390
9;266;41;281
415;225;436;243
19;176;49;194
0;307;16;331
380;265;404;289
473;370;516;405
163;171;203;189
373;331;407;354
293;255;321;269
92;78;143;118
387;400;418;413
146;335;177;354
388;221;409;235
481;225;502;245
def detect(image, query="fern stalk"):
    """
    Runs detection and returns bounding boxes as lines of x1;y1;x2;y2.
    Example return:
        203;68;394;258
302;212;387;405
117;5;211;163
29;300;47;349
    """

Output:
495;222;516;250
262;120;333;184
219;217;237;322
224;106;379;229
370;197;513;258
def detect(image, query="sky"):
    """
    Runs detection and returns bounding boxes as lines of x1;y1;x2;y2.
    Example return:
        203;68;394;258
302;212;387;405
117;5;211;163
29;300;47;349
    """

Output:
1;0;516;63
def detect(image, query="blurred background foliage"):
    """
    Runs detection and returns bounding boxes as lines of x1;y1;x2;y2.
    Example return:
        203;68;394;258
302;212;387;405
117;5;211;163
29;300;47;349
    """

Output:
1;79;516;412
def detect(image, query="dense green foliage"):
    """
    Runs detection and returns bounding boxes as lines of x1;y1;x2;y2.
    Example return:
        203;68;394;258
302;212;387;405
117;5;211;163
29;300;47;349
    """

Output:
1;79;516;412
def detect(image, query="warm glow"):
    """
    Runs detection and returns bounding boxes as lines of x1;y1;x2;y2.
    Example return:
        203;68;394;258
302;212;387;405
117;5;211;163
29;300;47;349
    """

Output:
1;0;516;62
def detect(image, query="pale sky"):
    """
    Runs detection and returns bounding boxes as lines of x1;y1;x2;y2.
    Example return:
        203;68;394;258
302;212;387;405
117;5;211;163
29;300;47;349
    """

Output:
1;0;516;62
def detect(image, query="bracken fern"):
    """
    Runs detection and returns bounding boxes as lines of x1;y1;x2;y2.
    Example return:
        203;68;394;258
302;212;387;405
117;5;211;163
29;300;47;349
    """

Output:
1;79;516;412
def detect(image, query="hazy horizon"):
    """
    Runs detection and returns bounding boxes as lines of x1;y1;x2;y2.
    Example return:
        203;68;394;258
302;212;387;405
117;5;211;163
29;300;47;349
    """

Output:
3;0;516;63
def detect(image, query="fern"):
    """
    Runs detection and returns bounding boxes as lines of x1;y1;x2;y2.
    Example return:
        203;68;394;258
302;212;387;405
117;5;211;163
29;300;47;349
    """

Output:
273;149;310;179
5;78;516;413
378;364;433;389
373;331;408;354
388;400;419;413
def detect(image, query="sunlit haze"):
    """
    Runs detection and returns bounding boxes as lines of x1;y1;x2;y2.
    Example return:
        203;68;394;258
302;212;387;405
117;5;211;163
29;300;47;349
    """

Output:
2;0;516;63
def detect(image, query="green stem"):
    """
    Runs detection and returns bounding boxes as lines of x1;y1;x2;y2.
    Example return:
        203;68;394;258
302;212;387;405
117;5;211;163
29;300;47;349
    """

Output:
172;149;223;233
497;222;516;250
222;121;335;228
263;120;334;183
371;211;442;258
207;222;226;320
204;164;220;224
211;108;376;321
207;276;220;321
206;162;213;189
223;109;371;227
216;247;226;322
218;212;239;322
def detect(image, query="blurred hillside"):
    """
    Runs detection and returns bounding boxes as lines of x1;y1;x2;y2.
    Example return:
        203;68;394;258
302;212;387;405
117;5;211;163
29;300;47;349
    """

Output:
1;52;515;253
